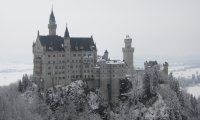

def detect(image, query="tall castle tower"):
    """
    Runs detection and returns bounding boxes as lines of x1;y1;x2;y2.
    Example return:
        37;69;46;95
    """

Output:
48;10;57;35
64;24;71;85
122;35;134;75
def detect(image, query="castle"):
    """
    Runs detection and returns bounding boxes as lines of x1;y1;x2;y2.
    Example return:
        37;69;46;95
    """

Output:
32;10;168;104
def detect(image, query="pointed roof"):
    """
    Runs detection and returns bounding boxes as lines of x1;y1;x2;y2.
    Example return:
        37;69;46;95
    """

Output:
105;50;108;53
64;24;69;37
37;30;40;36
49;9;56;23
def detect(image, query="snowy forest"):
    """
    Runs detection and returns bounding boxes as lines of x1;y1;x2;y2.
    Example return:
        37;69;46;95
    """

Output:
1;68;200;120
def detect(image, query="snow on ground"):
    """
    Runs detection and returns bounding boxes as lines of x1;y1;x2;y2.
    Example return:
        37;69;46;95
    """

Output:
169;66;200;79
88;91;99;110
143;94;168;119
0;62;32;86
169;65;200;98
186;84;200;98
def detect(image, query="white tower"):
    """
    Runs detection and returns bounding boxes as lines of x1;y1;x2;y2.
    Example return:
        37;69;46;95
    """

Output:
48;10;57;35
122;35;134;75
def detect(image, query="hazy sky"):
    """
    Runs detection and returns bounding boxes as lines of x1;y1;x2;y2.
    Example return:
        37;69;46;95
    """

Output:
0;0;200;63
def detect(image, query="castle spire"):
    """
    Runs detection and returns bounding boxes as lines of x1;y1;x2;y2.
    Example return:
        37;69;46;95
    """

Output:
64;24;70;37
49;9;55;23
48;9;57;35
37;30;40;36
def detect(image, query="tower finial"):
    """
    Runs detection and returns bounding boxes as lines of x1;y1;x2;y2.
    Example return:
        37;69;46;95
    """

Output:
48;9;57;35
126;35;130;38
37;30;40;36
49;8;55;23
64;24;70;37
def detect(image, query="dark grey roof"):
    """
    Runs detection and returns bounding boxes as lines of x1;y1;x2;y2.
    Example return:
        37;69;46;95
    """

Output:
70;37;96;51
39;35;96;51
39;35;64;51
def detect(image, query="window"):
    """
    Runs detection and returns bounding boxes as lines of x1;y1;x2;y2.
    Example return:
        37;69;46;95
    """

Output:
62;66;65;69
48;61;50;64
63;77;65;79
48;66;51;69
48;72;51;75
62;54;65;57
53;55;55;57
73;54;76;57
48;55;50;57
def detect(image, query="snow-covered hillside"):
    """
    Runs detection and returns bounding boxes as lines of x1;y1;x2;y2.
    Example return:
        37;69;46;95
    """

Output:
186;84;200;98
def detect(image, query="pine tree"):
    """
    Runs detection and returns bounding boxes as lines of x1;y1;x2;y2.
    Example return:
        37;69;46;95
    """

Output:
143;71;151;98
18;80;23;92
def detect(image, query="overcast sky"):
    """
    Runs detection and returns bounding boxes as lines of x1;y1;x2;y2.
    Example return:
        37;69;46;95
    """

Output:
0;0;200;63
